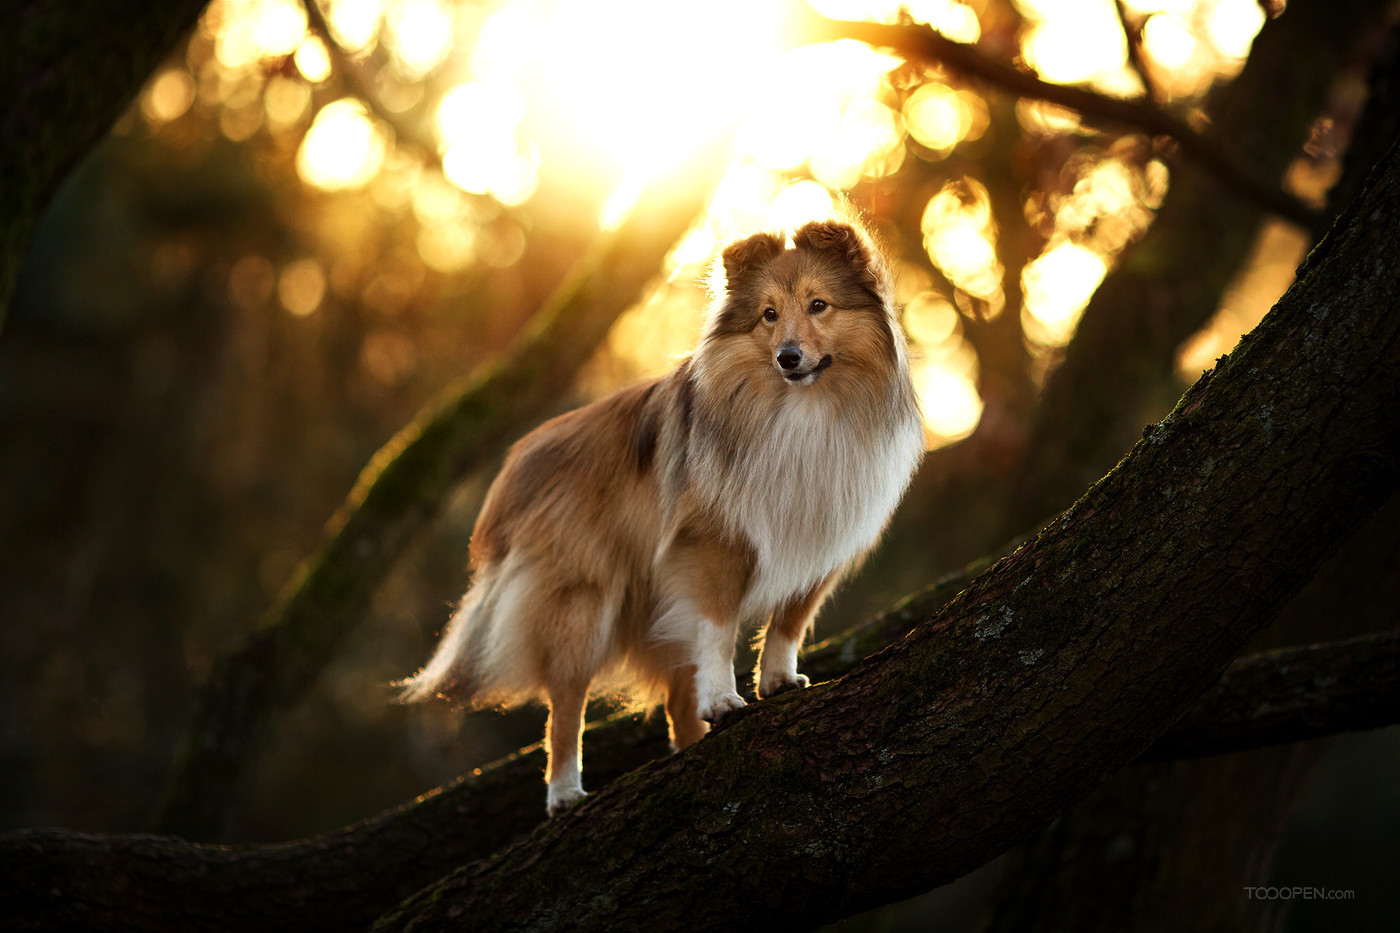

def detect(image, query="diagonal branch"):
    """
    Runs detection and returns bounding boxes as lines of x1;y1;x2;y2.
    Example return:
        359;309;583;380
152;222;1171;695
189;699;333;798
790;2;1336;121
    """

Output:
801;12;1319;227
151;139;730;840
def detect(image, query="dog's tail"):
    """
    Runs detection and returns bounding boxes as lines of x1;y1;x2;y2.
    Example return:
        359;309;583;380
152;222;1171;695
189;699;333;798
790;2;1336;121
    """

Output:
396;564;499;706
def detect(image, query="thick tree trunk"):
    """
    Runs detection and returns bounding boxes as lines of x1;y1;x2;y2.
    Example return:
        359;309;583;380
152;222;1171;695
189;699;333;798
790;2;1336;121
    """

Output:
3;633;1395;932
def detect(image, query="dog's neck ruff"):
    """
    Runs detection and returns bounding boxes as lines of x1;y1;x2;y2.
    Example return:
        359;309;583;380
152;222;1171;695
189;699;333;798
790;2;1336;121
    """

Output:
689;377;923;617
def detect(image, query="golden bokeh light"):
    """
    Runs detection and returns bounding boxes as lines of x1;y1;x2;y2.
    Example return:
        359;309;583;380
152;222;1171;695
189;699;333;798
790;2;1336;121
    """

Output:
1204;0;1266;59
213;0;308;69
323;0;383;53
921;179;1002;301
1021;242;1107;348
1019;0;1127;85
903;292;959;347
279;258;328;316
904;83;987;155
912;358;983;444
1142;13;1197;69
297;99;389;190
265;76;312;132
294;36;332;84
143;69;197;124
383;0;454;78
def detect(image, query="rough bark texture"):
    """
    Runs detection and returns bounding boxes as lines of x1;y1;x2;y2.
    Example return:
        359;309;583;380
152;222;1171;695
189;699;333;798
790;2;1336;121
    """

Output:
363;137;1400;930
2;624;1395;931
1;0;208;330
152;145;729;840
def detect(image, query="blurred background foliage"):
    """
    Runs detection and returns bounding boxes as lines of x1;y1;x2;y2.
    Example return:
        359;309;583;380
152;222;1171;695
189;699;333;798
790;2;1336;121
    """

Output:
1;0;1395;929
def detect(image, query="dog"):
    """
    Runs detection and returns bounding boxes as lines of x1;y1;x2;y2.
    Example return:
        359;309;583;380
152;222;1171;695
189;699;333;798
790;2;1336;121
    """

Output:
400;217;925;814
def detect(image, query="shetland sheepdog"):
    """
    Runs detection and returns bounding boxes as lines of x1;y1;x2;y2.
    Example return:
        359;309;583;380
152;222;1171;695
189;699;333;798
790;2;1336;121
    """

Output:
401;218;925;814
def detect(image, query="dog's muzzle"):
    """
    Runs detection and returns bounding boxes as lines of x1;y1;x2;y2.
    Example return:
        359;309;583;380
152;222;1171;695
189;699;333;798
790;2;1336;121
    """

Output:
780;353;833;382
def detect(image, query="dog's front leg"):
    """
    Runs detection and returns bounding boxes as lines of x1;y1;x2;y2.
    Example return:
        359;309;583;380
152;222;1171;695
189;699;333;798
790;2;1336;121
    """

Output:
691;614;746;723
756;574;835;698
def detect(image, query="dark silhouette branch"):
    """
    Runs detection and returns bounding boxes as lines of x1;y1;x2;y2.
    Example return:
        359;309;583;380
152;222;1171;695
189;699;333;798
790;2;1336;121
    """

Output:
1146;631;1400;762
151;141;730;840
0;0;208;331
802;11;1319;227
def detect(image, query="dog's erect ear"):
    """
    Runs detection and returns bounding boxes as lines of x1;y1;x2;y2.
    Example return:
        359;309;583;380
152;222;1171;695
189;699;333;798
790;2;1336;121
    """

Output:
793;220;880;288
721;232;784;284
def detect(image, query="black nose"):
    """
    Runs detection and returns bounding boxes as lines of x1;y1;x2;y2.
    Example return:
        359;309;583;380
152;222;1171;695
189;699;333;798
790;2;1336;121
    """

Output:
777;347;803;370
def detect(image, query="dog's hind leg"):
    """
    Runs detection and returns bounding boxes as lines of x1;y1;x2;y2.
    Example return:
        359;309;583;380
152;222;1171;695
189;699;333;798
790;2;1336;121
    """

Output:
664;663;708;750
544;676;590;815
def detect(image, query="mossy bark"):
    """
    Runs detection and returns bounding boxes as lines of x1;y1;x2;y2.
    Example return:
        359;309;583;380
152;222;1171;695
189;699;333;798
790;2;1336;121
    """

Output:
3;629;1395;930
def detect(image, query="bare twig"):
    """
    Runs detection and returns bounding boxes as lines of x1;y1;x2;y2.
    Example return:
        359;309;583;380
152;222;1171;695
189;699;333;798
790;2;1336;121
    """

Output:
804;14;1320;227
300;0;439;154
1115;0;1164;104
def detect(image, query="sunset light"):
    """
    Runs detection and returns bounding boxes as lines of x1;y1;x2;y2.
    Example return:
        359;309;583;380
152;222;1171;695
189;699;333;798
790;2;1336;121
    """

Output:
165;0;1281;449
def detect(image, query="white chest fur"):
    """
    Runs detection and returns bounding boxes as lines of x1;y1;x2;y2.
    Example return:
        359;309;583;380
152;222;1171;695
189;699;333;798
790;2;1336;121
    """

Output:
696;391;923;618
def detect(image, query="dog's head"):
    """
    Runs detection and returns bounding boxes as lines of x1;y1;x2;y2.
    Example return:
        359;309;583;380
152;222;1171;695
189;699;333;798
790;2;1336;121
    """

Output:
704;219;901;388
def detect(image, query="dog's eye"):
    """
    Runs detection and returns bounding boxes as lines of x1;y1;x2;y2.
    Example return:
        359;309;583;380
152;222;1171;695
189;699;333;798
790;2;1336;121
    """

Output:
762;308;778;322
809;299;827;314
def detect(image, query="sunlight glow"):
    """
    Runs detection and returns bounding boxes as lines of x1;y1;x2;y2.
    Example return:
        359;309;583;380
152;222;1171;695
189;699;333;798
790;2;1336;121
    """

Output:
1021;1;1127;85
323;0;384;53
1022;242;1107;347
913;358;983;443
384;0;454;78
297;99;389;190
526;0;788;200
1142;14;1197;70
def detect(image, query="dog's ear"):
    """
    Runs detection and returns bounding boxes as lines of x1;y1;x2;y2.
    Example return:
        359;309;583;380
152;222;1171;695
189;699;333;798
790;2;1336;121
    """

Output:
721;232;784;284
793;220;880;289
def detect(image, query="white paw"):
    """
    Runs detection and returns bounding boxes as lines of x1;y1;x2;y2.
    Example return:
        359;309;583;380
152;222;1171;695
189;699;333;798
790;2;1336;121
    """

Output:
759;670;809;699
697;690;747;724
546;783;587;816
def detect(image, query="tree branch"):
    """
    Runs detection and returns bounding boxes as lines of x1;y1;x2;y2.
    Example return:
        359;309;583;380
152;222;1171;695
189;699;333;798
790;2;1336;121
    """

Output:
151;141;729;840
1146;631;1400;762
3;624;1397;930
0;0;208;332
800;11;1319;227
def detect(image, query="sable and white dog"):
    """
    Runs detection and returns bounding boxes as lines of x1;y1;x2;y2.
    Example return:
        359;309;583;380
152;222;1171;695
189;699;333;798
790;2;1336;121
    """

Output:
401;218;924;814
